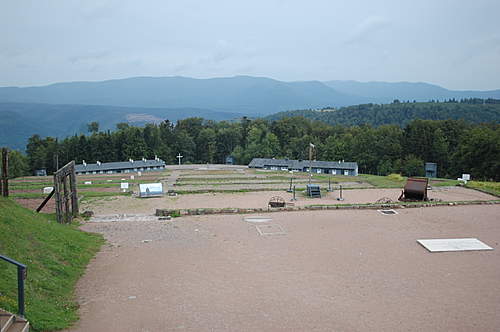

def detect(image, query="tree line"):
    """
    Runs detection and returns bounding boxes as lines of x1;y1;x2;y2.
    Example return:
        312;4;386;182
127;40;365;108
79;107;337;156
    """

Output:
6;116;497;181
269;100;500;127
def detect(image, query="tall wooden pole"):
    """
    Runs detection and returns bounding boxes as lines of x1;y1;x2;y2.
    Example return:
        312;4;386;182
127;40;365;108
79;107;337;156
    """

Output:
63;176;70;223
68;161;79;217
54;169;62;223
308;144;313;185
1;148;8;197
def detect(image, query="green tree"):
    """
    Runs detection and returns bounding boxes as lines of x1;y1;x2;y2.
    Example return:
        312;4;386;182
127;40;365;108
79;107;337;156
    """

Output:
402;154;424;177
0;149;29;178
87;121;99;134
456;125;500;181
116;122;130;130
196;128;217;163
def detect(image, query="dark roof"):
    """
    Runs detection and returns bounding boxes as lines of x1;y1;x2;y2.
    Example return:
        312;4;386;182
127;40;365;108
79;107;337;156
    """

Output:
248;158;357;170
75;159;165;172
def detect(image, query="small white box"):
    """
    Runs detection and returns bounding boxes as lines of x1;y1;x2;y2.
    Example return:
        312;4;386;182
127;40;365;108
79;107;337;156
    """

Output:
43;186;53;194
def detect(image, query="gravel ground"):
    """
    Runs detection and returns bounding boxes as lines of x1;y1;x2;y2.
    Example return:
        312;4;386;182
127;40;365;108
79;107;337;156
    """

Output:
80;187;498;215
67;204;500;332
172;181;369;191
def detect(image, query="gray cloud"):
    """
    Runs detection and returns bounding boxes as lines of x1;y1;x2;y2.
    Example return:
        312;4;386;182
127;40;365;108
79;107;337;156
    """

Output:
0;0;499;90
343;16;390;46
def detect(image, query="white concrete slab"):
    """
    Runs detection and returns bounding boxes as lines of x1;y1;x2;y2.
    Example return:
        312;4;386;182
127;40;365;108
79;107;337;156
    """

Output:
256;224;286;236
244;216;273;223
417;238;493;252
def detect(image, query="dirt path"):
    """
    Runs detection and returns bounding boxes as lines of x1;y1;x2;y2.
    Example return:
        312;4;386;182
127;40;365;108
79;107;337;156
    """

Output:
67;205;500;331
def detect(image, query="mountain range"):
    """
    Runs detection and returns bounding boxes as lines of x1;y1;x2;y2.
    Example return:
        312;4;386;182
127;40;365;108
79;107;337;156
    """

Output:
1;75;499;150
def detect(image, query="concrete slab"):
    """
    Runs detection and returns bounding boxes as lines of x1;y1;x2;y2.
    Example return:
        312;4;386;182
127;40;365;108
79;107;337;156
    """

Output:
417;238;493;252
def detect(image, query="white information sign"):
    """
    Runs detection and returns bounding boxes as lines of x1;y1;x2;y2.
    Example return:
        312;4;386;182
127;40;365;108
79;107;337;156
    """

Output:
462;174;471;181
139;183;163;197
120;182;129;189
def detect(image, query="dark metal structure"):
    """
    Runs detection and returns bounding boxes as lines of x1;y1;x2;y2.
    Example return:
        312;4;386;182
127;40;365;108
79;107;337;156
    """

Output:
0;255;27;317
399;177;429;201
307;184;321;198
268;196;286;208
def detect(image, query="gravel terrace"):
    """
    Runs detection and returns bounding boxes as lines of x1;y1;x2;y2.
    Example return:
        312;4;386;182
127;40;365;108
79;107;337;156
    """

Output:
80;187;498;215
67;204;500;331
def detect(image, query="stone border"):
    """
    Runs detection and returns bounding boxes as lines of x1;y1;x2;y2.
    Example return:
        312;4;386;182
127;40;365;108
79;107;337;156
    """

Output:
156;200;500;217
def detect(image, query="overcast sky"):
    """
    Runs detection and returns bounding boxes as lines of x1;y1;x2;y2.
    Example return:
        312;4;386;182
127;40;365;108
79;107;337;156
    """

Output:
1;0;499;90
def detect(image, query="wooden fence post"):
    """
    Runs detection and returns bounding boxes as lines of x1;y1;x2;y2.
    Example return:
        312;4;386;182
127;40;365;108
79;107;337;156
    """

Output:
69;161;79;217
1;148;8;197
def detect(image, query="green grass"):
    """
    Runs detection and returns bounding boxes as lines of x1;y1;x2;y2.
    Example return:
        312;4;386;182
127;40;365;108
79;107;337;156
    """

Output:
178;176;265;182
466;181;500;197
79;192;132;202
358;174;406;188
0;197;104;331
429;178;460;187
10;191;131;199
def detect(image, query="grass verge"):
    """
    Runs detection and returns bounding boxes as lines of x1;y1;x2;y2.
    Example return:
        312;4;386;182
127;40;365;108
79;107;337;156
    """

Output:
0;197;104;331
466;181;500;197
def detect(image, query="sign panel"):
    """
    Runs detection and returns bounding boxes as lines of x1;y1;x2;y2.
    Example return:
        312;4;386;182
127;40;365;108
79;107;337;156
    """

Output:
462;174;471;181
139;183;163;197
120;182;129;189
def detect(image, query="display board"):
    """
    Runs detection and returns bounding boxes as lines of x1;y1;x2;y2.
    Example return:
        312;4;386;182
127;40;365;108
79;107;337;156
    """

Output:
139;183;163;197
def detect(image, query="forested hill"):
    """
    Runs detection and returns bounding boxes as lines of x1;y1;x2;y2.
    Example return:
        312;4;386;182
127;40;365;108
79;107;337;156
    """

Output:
267;100;500;127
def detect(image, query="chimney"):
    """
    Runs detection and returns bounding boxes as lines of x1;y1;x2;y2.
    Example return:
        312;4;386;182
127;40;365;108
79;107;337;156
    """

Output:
97;161;101;166
83;160;87;167
129;159;134;163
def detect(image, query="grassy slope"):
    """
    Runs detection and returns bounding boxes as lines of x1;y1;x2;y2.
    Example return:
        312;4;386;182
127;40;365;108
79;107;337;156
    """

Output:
0;197;104;331
466;181;500;197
